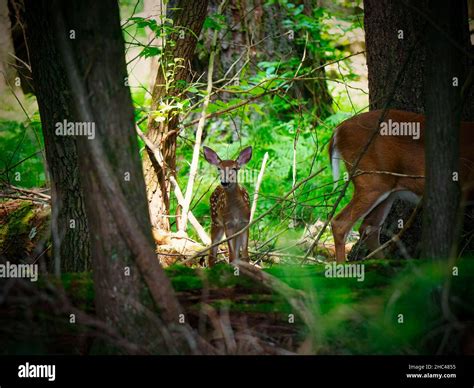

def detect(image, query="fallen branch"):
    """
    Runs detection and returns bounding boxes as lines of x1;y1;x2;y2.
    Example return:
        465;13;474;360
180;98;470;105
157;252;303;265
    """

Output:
0;193;50;204
170;176;211;245
3;183;51;200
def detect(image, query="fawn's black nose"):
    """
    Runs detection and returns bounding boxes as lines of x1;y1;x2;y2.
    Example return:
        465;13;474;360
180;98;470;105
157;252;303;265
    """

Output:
221;181;230;187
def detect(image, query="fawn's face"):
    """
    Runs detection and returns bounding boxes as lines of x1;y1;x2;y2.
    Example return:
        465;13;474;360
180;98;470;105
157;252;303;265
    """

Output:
216;160;239;188
203;146;252;190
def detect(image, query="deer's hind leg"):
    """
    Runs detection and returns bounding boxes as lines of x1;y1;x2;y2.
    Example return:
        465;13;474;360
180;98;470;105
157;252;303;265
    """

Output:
331;189;391;263
359;194;396;259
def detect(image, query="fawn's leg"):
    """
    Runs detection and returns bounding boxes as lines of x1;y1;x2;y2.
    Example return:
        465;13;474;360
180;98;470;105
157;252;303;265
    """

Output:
233;225;248;263
331;189;390;263
209;224;224;267
240;228;249;262
225;227;238;263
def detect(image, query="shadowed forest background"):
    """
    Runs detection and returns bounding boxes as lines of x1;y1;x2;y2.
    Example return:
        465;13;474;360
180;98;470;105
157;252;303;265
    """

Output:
0;0;474;355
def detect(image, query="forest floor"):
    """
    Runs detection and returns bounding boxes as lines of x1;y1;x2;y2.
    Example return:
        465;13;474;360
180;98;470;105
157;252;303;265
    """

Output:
1;258;473;355
1;200;474;355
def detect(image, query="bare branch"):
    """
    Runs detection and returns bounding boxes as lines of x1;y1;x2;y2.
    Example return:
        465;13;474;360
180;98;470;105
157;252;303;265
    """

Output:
250;152;269;222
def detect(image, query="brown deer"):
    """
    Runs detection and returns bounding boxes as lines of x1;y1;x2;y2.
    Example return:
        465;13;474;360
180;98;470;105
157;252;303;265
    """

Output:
329;109;474;263
203;146;253;267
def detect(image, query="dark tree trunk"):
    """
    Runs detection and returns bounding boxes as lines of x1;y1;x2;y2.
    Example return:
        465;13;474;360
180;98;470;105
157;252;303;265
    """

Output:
24;2;90;273
25;0;183;352
422;1;465;259
364;0;428;113
144;0;209;231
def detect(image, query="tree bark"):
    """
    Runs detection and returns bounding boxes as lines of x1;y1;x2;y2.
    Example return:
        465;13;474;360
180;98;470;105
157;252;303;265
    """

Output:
364;0;427;113
144;0;209;231
422;0;465;259
24;1;90;273
25;0;184;352
0;0;18;94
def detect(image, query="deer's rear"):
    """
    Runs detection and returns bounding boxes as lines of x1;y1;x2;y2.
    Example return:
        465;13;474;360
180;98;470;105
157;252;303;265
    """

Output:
329;109;474;263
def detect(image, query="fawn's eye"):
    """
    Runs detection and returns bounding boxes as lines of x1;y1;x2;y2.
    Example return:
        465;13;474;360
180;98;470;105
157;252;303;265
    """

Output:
232;168;238;171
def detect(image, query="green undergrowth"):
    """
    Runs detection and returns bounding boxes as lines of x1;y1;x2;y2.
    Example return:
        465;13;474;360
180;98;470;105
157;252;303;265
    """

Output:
2;258;472;354
67;258;474;354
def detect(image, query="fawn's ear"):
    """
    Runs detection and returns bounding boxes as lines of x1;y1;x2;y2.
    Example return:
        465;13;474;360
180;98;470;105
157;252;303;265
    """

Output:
203;146;221;166
236;146;252;166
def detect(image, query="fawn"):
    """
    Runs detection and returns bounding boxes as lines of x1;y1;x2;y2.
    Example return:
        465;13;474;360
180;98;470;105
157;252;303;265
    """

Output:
203;146;253;267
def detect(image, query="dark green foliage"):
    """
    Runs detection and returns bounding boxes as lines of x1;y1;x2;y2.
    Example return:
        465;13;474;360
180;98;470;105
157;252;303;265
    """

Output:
2;257;472;354
0;118;45;188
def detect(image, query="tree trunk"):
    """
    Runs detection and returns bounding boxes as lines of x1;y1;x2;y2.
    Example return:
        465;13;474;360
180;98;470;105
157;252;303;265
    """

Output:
24;2;90;273
144;0;209;231
0;0;18;94
422;0;465;259
364;0;427;113
25;0;183;352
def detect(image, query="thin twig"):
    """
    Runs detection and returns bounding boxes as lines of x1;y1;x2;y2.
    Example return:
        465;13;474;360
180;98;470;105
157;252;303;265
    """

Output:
353;170;425;179
250;152;269;222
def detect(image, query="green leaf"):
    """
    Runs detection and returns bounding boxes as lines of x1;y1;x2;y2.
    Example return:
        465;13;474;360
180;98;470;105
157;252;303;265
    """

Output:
203;14;227;31
139;46;162;58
